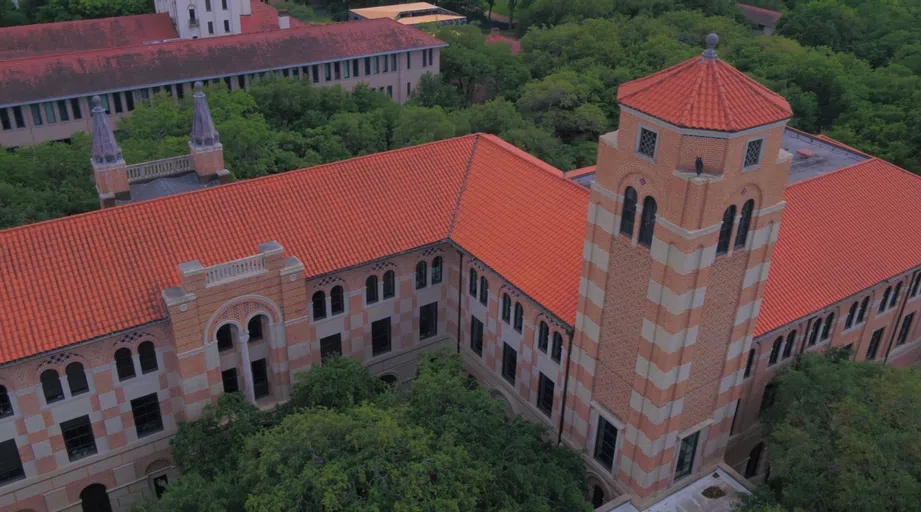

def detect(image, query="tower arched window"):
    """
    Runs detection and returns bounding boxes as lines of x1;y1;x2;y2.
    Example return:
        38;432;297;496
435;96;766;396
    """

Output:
735;199;754;249
857;296;870;323
911;272;921;298
479;277;488;305
537;322;549;353
620;187;638;237
65;362;89;396
139;341;158;373
415;261;427;290
890;282;902;309
0;385;12;418
744;348;756;378
383;270;396;299
769;337;782;365
879;287;892;313
216;324;235;351
551;332;563;362
808;318;821;346
41;369;64;403
717;205;736;255
821;313;835;341
331;286;345;315
638;196;657;247
431;256;443;284
312;291;326;320
469;268;478;296
513;303;524;333
366;275;379;304
502;294;512;323
782;330;796;359
845;302;857;329
247;315;265;342
115;347;136;381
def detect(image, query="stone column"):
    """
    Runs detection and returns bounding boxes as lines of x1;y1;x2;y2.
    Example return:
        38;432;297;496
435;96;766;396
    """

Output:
239;333;256;404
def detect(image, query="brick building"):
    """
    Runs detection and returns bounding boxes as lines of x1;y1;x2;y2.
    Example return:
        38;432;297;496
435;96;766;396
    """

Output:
2;35;921;511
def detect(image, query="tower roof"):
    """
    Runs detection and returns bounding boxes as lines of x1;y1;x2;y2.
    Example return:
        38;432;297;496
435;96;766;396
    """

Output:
191;82;220;148
617;34;792;132
91;95;123;165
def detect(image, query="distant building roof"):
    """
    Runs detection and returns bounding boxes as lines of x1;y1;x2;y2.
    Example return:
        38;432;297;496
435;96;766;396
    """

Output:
0;13;178;61
737;3;782;28
0;18;446;107
241;0;307;33
350;2;465;25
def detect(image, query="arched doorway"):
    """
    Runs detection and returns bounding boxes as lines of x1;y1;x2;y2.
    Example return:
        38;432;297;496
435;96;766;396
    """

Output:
80;483;112;512
745;442;764;478
591;485;605;507
380;374;398;386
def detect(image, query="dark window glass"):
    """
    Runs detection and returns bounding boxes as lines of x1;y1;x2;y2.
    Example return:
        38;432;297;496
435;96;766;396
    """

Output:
205;0;211;10
736;199;754;248
334;61;341;80
857;297;870;323
502;343;517;385
420;302;438;340
593;417;618;470
782;330;796;359
717;205;736;255
428;49;433;66
372;317;392;356
551;332;563;362
845;302;857;329
431;256;443;284
66;362;89;395
391;54;397;70
880;287;892;313
57;99;70;121
31;104;42;126
592;486;605;508
222;0;227;8
80;484;112;512
760;382;778;414
537;322;549;353
383;270;396;299
41;369;64;403
70;98;82;120
744;138;763;167
867;328;884;360
407;51;412;69
366;275;379;304
374;56;380;73
744;348;756;377
470;316;483;356
365;57;371;75
207;21;213;34
637;196;657;247
674;431;699;480
502;294;511;323
745;443;764;478
330;286;344;315
897;313;915;345
115;347;136;380
224;20;230;32
0;440;24;486
891;282;902;309
312;291;326;320
125;92;135;111
139;341;158;373
153;474;169;499
387;85;393;98
251;359;269;399
415;261;427;289
325;63;332;81
62;415;97;461
320;334;342;362
911;273;921;298
821;313;835;341
247;316;264;342
216;324;234;351
0;385;11;418
479;276;488;305
353;59;360;77
513;303;524;333
12;106;25;128
312;64;319;84
111;93;122;114
407;81;411;97
383;55;388;72
637;128;657;158
469;268;477;296
43;102;55;123
236;75;245;90
221;368;238;393
537;373;554;416
768;337;782;364
808;318;821;346
620;187;637;237
131;393;163;437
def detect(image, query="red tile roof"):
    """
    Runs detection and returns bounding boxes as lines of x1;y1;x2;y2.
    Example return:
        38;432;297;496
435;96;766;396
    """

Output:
617;56;793;132
737;3;782;28
241;0;307;33
0;18;445;107
0;13;178;61
756;158;921;336
0;134;588;364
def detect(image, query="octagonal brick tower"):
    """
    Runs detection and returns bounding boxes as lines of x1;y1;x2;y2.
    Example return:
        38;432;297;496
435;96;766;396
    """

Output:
563;35;794;502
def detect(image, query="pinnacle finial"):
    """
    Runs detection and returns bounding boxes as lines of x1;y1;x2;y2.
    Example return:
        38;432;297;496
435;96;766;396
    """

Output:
702;33;719;61
194;81;204;93
92;95;103;110
91;95;123;165
191;82;220;147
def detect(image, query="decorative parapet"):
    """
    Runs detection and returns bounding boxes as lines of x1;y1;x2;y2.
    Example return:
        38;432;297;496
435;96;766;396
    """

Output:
204;254;267;287
176;241;284;291
126;154;194;183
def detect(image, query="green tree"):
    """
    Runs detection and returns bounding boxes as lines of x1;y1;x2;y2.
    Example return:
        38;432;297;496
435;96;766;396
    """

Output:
410;72;465;109
392;106;458;147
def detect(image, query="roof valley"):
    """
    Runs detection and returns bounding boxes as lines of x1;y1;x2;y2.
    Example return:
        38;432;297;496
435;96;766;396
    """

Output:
447;134;481;237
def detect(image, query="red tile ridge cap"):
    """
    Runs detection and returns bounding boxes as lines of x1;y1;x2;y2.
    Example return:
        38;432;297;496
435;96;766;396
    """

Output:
679;59;710;128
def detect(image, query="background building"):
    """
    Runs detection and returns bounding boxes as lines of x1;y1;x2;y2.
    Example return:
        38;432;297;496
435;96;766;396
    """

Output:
349;2;467;27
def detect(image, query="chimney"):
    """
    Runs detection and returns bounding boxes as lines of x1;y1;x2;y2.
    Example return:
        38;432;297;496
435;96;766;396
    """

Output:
90;96;130;207
278;8;290;29
189;82;230;183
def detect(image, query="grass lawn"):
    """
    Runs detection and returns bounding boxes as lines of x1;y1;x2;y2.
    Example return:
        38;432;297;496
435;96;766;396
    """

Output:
489;0;510;17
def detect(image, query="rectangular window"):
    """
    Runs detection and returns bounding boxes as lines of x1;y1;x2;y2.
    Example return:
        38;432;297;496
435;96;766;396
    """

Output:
353;59;360;77
867;328;884;359
407;82;411;97
387;85;392;98
334;62;341;80
224;20;230;32
44;102;56;123
374;56;380;74
422;49;428;67
325;63;332;81
502;343;517;385
365;57;371;75
420;302;438;340
131;393;164;438
537;373;554;417
0;440;24;486
593;416;618;470
208;21;214;34
470;316;483;356
344;60;351;79
153;474;168;499
312;64;319;84
237;75;245;90
407;52;412;69
138;89;150;102
30;104;43;126
320;333;342;362
221;368;238;393
372;317;392;356
383;55;389;73
12;106;25;128
675;431;700;480
125;92;136;111
637;127;657;159
56;100;70;121
222;0;227;8
428;49;433;66
0;109;10;130
205;0;211;11
744;138;763;168
112;93;123;114
61;415;97;461
251;359;269;399
391;53;397;71
897;313;915;345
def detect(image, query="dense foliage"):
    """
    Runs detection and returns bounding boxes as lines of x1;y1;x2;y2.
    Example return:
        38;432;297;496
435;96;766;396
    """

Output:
133;354;593;512
735;349;921;512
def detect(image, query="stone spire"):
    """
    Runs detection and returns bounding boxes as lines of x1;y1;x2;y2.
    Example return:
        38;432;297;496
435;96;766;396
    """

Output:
701;32;719;61
91;95;123;165
190;81;220;147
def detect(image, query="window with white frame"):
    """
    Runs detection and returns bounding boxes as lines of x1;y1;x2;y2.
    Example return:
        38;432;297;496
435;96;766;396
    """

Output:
637;127;657;159
593;416;618;470
744;138;763;168
674;430;700;481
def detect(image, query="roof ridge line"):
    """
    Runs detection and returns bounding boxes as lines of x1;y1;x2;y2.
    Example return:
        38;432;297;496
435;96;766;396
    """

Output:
679;62;707;127
712;62;734;131
448;134;480;237
618;58;695;102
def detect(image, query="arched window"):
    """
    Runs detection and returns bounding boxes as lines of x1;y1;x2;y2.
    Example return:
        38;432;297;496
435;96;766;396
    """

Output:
139;341;158;373
330;286;345;315
216;324;234;351
431;256;443;284
551;332;563;362
808;318;821;346
479;276;488;305
857;297;870;323
513;303;524;333
469;268;477;296
620;187;638;237
80;483;113;512
247;315;264;342
744;348;756;377
415;261;427;290
41;369;64;403
637;196;657;247
312;291;326;320
769;337;782;365
760;382;778;415
735;199;754;249
911;272;921;298
717;205;736;255
890;282;902;309
537;322;549;352
366;275;379;304
502;294;511;323
879;287;892;313
782;330;796;359
115;348;136;381
383;270;396;299
745;443;764;478
845;302;857;329
66;362;89;396
0;385;13;418
821;313;835;341
592;485;605;508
